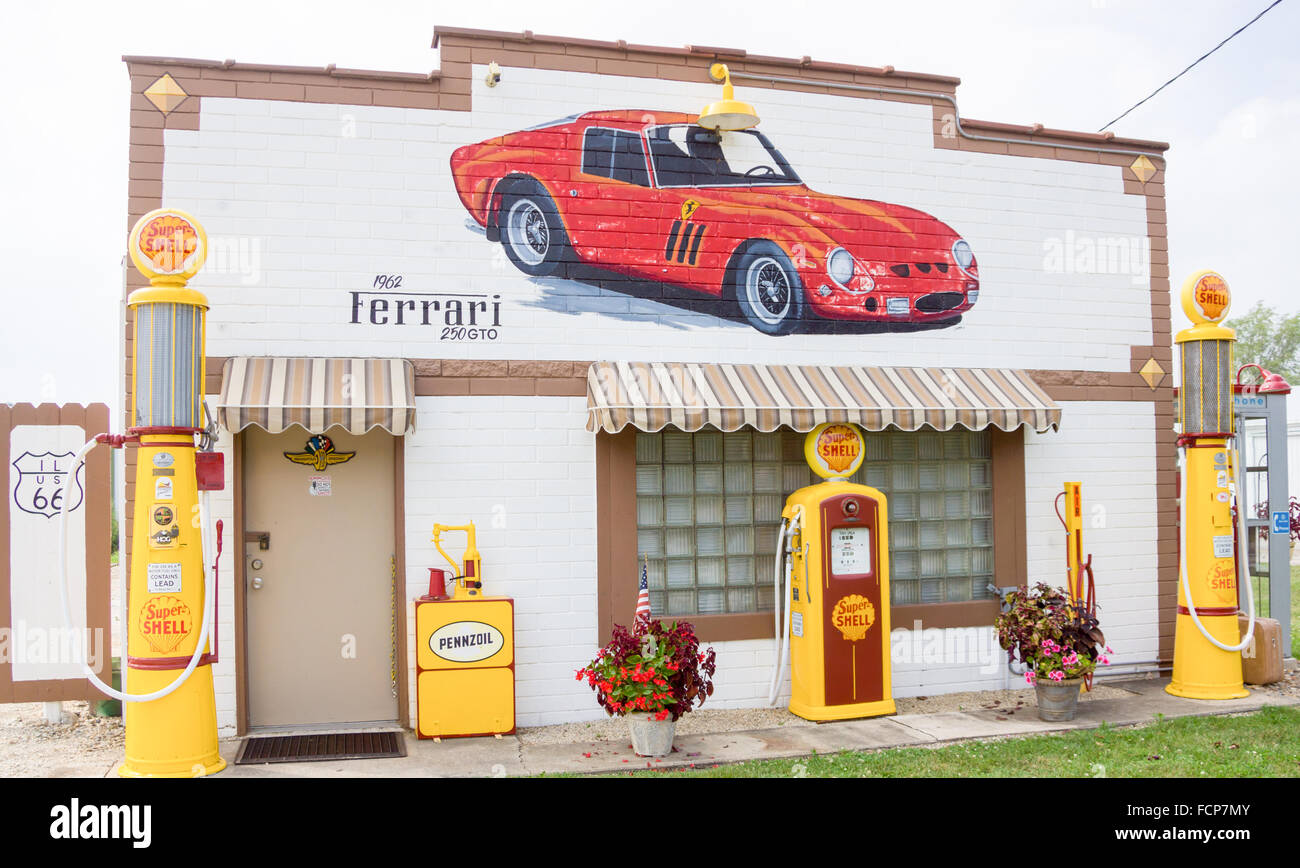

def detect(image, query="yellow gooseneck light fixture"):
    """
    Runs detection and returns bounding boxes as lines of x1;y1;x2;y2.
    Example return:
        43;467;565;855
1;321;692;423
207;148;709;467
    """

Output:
698;63;760;131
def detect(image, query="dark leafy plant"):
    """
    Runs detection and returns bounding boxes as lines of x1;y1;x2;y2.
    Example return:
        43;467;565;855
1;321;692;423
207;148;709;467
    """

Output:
577;618;717;721
994;582;1110;684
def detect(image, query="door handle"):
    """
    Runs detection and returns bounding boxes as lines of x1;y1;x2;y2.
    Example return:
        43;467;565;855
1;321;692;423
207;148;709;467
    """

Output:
251;576;264;590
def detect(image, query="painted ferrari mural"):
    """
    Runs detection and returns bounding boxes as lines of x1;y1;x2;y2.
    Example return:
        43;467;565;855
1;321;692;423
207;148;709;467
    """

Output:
450;110;979;336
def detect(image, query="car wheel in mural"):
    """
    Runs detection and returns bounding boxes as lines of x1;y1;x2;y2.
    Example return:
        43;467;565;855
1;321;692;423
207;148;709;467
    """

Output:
450;110;980;336
733;241;805;336
501;185;571;277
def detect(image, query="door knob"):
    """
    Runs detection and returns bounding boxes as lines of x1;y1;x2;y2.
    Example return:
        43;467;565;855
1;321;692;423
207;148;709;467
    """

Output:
251;576;264;590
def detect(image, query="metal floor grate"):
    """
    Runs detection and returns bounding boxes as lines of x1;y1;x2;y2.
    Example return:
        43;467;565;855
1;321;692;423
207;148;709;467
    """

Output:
234;731;406;765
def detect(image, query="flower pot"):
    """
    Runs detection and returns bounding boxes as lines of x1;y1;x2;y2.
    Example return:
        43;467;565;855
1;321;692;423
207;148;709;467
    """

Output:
626;712;676;757
1034;677;1083;721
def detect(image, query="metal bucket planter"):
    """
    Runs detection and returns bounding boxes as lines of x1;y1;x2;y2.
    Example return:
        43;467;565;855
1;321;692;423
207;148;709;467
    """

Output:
1035;677;1083;721
626;712;677;757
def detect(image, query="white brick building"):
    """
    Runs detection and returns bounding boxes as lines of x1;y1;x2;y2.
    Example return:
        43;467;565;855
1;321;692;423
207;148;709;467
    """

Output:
122;27;1175;736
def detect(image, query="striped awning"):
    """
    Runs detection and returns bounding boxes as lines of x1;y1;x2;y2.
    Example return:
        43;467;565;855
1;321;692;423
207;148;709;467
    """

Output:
217;357;416;436
585;361;1060;434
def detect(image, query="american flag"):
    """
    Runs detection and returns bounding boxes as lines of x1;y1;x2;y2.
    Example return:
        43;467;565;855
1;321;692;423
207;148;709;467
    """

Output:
635;555;652;623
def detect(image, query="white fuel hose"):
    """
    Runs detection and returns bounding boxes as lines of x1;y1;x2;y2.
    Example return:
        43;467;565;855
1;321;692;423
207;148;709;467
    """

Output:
767;506;803;706
57;437;216;702
1176;438;1255;653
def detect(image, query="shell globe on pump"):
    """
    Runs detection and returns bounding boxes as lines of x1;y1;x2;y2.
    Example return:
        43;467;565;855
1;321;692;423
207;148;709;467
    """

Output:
769;422;896;721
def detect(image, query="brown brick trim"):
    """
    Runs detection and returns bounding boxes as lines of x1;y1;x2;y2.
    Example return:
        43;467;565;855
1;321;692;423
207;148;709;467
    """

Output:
894;600;1001;630
991;428;1028;591
595;429;637;644
125;54;470;112
392;437;410;727
433;25;963;92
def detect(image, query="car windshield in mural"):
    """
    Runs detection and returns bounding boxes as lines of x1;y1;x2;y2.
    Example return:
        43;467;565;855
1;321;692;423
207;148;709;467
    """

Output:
646;125;800;188
450;110;980;336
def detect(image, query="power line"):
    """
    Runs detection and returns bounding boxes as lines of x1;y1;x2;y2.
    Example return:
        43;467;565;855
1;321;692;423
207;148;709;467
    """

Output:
1099;0;1286;131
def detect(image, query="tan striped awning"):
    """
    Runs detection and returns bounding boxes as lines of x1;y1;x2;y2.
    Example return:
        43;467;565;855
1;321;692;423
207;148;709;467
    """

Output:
217;357;416;436
585;361;1060;434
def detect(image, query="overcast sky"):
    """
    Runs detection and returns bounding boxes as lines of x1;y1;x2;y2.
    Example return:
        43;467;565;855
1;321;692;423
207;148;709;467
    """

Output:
1;0;1295;414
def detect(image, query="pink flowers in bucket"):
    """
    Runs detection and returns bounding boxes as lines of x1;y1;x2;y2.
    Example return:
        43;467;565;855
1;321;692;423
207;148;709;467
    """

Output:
994;582;1110;685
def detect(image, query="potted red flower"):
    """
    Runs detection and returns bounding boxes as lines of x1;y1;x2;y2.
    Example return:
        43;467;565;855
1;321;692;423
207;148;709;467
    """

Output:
576;618;717;756
994;582;1110;721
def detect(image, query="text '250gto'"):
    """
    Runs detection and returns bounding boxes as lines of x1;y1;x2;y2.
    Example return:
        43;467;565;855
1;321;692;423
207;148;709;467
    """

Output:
450;110;979;336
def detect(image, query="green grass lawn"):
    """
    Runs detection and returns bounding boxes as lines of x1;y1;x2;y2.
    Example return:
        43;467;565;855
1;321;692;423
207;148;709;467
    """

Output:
607;706;1300;778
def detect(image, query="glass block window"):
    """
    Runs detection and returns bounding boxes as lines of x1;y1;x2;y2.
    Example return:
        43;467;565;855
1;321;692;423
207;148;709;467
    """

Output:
636;429;810;616
634;427;995;617
845;428;995;605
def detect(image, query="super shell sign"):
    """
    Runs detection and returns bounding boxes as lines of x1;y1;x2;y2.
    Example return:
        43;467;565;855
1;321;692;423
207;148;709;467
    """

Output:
804;422;866;479
128;208;208;282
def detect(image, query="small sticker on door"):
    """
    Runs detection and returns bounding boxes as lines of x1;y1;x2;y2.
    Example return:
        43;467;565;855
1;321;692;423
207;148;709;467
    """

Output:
309;475;332;496
155;477;173;501
1212;534;1234;559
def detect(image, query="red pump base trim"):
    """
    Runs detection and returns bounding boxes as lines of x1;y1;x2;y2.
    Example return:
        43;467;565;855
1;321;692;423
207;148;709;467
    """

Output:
128;652;217;671
1176;605;1240;617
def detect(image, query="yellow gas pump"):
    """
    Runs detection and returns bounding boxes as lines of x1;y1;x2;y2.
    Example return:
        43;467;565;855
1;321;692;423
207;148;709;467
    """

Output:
56;208;225;777
768;422;895;721
1167;270;1255;700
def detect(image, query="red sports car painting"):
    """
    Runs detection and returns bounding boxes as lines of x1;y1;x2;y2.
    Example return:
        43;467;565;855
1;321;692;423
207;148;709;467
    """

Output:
450;110;979;336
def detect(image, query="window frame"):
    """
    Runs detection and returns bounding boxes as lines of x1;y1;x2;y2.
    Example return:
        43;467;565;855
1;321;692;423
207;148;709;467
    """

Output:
596;427;1026;643
579;125;652;188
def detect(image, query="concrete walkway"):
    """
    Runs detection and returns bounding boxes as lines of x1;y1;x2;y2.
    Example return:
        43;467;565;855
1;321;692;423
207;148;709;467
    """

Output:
201;678;1298;778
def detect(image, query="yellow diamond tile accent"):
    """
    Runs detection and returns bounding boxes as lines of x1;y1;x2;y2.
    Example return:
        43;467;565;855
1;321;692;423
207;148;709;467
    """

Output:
1139;357;1165;390
1130;155;1156;184
143;73;189;115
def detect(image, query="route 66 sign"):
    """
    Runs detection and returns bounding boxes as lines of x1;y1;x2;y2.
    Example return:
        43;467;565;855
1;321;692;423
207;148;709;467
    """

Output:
11;451;83;518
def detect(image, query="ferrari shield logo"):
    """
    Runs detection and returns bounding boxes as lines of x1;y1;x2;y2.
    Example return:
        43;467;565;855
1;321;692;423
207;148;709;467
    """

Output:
11;451;84;518
680;199;700;221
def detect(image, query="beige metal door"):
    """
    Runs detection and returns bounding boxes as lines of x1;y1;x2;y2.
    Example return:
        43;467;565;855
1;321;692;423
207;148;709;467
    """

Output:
244;428;397;728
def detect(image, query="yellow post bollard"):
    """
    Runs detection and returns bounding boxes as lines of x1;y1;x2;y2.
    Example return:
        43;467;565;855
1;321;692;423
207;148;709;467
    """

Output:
1166;270;1249;701
119;209;226;776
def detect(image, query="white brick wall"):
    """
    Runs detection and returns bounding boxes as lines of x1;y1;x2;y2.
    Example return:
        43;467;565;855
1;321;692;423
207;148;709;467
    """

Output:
403;395;604;728
156;65;1164;730
195;416;238;737
1026;402;1161;667
162;65;1153;372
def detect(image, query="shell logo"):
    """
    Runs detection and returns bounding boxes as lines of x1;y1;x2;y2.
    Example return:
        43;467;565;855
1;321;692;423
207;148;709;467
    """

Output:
1180;270;1231;325
806;422;865;478
831;594;875;642
127;208;208;282
138;594;192;653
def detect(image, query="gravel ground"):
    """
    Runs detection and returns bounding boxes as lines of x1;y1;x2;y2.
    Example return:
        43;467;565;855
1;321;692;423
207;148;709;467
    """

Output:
0;701;124;778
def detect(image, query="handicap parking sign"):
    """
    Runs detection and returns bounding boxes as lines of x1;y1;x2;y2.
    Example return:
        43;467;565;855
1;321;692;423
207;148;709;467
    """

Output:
1273;510;1290;535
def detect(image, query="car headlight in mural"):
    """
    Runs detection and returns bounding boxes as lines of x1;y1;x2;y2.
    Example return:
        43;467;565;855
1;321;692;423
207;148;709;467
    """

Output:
450;110;980;336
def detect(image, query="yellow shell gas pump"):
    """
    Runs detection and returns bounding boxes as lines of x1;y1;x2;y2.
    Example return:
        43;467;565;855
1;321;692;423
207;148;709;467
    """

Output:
768;423;895;721
1167;270;1256;699
56;209;225;777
